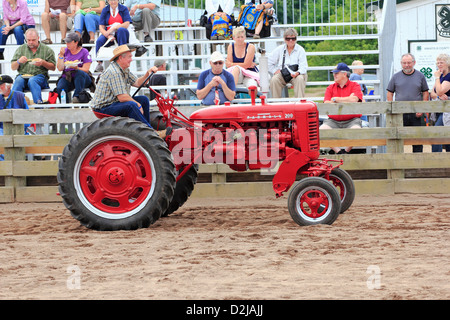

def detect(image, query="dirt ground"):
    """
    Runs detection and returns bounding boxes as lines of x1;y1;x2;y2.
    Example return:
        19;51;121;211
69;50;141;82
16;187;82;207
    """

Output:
0;193;449;300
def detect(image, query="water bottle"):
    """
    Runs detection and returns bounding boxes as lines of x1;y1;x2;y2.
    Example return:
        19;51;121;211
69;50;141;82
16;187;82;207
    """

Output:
61;89;66;104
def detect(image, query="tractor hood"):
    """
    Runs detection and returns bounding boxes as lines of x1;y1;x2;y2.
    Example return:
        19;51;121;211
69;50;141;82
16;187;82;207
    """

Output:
189;101;318;123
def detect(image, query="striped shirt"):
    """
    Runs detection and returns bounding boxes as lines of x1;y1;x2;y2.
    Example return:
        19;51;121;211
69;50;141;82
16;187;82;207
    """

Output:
90;61;138;110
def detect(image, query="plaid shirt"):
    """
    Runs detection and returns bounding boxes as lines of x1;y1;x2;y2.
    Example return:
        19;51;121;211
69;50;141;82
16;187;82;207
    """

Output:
11;42;56;79
91;61;138;110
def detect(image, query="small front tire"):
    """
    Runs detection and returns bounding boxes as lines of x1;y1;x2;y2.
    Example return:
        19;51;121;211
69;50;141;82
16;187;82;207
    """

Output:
288;177;341;226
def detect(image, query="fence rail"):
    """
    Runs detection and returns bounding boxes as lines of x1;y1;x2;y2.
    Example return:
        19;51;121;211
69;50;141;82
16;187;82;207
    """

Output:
0;100;449;203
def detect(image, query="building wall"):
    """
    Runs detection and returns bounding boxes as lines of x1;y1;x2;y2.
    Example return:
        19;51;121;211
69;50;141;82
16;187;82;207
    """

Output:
393;0;449;72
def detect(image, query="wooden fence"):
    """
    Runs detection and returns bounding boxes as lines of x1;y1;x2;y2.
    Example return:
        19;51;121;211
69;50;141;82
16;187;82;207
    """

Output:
0;100;449;203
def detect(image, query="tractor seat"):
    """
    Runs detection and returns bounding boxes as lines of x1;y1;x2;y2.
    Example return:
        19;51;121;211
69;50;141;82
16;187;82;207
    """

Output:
93;110;113;119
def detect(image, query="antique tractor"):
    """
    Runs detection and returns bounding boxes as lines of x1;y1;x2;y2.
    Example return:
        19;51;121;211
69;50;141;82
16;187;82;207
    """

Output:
57;85;355;231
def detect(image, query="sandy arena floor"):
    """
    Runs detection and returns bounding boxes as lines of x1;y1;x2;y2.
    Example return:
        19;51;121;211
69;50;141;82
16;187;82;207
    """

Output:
0;193;449;300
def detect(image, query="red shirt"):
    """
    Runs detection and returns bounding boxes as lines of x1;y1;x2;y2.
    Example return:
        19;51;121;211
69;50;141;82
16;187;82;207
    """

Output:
324;80;363;121
108;13;123;30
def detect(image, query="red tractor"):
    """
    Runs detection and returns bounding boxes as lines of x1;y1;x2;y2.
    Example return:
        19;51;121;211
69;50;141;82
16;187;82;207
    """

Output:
58;85;355;231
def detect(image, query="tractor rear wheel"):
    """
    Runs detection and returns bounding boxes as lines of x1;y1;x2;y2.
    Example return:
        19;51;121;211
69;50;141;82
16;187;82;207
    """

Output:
288;177;341;226
57;117;176;231
322;168;355;213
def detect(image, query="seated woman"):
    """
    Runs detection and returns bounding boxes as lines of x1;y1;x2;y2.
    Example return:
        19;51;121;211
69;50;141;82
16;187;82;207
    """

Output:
238;0;274;39
205;0;235;40
74;0;105;44
94;0;131;72
0;0;36;60
225;26;259;88
56;32;93;103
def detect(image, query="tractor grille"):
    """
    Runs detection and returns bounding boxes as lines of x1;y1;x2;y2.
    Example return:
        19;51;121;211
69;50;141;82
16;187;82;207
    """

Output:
307;111;319;150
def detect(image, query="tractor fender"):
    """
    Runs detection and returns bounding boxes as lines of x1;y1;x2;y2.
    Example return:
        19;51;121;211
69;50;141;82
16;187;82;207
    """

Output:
272;147;311;197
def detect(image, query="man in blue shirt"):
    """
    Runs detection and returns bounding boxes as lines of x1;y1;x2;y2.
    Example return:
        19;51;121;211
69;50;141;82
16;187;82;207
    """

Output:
196;51;236;106
0;75;30;130
0;75;30;160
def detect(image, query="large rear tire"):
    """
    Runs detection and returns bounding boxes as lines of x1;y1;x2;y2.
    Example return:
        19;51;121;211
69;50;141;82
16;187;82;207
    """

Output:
288;177;341;226
322;168;355;213
57;117;176;231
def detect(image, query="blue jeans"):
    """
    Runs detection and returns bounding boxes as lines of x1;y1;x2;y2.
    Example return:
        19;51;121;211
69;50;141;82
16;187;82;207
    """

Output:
13;74;49;104
96;28;129;53
74;13;100;34
96;96;153;128
432;113;450;152
56;70;92;101
0;24;35;53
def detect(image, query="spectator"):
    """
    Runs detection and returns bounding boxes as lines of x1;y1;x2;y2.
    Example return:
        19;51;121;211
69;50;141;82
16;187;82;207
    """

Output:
444;112;450;126
74;0;106;44
0;74;29;128
56;32;93;103
125;0;161;42
225;26;258;88
196;51;236;106
238;0;274;39
321;62;363;155
349;60;367;95
430;53;450;152
268;28;307;98
90;45;170;138
387;53;429;153
204;0;234;40
41;0;76;45
11;28;56;104
0;0;36;60
148;59;167;100
0;75;30;160
95;0;132;72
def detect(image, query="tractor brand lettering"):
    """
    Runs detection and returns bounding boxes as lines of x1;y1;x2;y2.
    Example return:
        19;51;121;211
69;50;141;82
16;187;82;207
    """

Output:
247;113;282;120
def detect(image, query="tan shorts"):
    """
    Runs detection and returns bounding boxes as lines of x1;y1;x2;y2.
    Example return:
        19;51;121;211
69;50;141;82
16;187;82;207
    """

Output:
322;117;362;129
49;16;74;31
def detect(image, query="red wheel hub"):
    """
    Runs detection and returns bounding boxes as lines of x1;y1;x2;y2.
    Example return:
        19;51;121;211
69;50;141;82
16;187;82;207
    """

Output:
78;140;154;214
299;190;330;219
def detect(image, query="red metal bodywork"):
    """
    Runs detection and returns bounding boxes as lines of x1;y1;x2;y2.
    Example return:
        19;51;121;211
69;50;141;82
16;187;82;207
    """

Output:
93;86;343;198
156;87;343;198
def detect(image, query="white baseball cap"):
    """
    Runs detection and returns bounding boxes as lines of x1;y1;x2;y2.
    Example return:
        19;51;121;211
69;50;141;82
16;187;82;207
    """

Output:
211;51;225;63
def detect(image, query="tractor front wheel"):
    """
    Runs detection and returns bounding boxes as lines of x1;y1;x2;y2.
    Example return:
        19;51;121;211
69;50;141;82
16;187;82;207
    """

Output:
288;177;341;226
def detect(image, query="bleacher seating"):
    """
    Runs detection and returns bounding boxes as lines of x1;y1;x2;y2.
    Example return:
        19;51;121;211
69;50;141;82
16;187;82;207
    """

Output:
0;10;382;109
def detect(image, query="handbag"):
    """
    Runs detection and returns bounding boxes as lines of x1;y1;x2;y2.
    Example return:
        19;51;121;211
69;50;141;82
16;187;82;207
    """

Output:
78;89;92;103
96;38;117;61
280;49;299;83
128;24;140;45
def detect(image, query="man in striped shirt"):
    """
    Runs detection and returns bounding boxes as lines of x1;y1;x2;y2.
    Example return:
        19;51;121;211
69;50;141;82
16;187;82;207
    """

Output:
90;44;171;138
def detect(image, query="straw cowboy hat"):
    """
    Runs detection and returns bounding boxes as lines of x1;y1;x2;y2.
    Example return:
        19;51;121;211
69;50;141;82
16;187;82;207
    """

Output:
110;44;136;61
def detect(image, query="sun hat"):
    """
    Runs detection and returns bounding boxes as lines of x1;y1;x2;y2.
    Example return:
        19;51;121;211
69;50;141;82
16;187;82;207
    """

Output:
110;44;136;62
210;51;225;63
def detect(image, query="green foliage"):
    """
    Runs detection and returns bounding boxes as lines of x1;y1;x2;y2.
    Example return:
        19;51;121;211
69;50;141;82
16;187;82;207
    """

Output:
303;39;379;81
